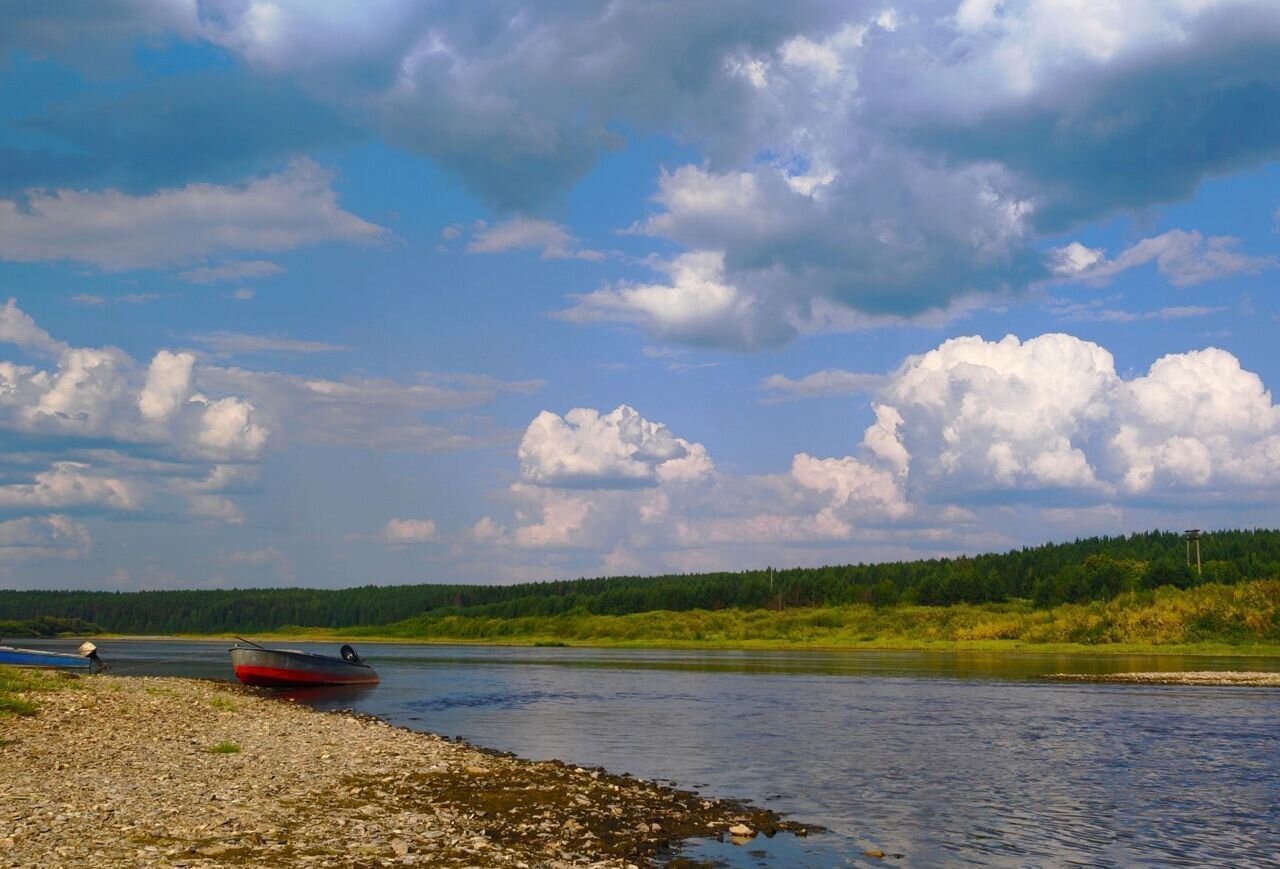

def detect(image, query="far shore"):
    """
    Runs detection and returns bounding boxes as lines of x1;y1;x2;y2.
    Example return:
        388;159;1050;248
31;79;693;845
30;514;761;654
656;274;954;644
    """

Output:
79;632;1280;658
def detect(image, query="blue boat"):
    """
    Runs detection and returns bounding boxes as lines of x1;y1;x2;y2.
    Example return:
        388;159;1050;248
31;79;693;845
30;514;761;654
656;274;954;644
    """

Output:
0;641;103;671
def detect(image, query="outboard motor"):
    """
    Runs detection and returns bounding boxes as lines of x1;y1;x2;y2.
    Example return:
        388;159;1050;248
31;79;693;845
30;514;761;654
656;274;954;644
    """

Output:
79;641;106;671
340;644;361;664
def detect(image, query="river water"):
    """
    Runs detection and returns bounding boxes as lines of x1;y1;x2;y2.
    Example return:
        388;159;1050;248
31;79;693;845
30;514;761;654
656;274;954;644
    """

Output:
21;639;1280;867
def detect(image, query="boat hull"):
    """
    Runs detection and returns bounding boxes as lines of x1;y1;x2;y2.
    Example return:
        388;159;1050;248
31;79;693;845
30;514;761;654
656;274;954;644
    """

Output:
230;647;378;687
0;646;93;670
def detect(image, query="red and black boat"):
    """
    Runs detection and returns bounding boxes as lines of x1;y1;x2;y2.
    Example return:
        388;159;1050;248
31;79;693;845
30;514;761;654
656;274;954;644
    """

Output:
229;639;379;687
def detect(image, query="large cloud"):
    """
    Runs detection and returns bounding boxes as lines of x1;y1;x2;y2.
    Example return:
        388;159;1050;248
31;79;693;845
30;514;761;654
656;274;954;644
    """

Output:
471;336;1280;577
192;0;851;209
478;402;911;573
8;2;1280;343
869;333;1280;499
906;2;1280;229
0;464;137;511
0;337;268;463
0;299;270;523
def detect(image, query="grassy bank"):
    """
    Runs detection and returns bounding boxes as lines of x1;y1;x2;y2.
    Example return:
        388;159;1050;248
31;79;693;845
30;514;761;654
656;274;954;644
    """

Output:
239;579;1280;654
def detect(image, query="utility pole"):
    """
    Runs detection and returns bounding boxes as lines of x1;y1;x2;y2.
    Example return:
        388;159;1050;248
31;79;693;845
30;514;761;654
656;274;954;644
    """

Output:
1184;529;1202;576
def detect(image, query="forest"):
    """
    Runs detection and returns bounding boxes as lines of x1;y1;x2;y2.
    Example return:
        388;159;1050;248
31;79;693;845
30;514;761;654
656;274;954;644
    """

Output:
0;528;1276;636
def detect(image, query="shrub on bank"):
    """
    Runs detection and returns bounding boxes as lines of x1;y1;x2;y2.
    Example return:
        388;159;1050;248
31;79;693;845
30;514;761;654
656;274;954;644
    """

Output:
369;578;1280;649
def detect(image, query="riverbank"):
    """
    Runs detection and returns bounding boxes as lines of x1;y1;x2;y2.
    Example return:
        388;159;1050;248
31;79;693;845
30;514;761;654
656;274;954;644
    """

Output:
0;672;809;868
114;579;1276;656
130;633;1280;658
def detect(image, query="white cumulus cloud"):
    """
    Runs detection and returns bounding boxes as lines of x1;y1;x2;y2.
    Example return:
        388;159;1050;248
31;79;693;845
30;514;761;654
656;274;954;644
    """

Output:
518;405;713;489
0;463;137;510
870;333;1280;498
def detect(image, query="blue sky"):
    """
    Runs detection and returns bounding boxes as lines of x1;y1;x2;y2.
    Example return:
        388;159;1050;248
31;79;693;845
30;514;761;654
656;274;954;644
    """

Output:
1;1;1278;590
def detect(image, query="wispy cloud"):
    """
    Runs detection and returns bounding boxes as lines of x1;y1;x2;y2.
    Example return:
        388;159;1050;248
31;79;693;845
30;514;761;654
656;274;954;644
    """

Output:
179;260;285;284
1050;231;1276;288
69;293;161;307
758;369;885;402
641;346;720;373
189;331;349;356
0;159;382;270
198;366;540;453
461;218;605;261
1049;297;1226;324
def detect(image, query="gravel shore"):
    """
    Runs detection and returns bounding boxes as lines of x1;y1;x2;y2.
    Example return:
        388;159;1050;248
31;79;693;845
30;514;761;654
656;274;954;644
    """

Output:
1049;670;1280;686
1;674;810;868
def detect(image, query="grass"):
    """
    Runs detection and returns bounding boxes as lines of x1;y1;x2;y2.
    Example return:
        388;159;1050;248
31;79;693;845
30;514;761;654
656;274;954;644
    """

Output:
0;666;82;717
317;580;1280;653
123;579;1280;656
208;695;237;712
207;741;241;754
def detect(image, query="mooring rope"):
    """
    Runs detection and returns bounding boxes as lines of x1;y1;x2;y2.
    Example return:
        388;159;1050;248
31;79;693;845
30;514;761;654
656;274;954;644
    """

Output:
93;656;194;674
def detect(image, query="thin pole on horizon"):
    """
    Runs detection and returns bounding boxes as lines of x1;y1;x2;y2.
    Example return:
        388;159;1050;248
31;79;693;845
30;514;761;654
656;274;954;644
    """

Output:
1185;529;1202;576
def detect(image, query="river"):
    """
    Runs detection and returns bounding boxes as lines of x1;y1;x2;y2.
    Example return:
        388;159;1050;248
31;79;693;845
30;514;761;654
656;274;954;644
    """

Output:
21;639;1280;866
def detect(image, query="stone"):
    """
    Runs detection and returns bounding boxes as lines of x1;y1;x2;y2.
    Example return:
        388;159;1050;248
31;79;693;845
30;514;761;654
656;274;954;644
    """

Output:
729;823;753;837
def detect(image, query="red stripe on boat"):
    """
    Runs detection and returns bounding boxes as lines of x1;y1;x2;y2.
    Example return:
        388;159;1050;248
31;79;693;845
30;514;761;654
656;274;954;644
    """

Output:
232;664;379;687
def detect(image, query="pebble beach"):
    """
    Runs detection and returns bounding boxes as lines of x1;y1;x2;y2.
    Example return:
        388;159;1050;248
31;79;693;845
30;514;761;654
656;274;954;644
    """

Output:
0;673;808;868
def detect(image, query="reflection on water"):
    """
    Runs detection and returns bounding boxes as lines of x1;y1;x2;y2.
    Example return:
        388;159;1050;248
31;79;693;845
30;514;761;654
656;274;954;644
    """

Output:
20;638;1280;867
272;682;380;707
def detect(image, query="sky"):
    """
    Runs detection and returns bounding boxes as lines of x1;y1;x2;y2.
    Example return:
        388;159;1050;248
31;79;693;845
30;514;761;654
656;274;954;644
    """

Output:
1;0;1279;591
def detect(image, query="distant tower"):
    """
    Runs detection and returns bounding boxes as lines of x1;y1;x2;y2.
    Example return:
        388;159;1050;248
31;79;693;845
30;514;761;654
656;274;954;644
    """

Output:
1184;529;1202;576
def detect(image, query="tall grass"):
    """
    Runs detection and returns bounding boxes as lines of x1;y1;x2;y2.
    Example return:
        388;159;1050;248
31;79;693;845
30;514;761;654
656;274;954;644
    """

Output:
342;579;1280;650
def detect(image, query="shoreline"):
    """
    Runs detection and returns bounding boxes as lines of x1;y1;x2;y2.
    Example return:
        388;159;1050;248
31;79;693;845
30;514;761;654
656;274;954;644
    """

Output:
1;673;812;867
1048;670;1280;686
84;633;1280;658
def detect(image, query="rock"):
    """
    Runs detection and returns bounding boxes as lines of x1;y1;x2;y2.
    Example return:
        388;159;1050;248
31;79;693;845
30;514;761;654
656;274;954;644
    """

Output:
391;838;410;856
729;823;753;837
864;847;886;858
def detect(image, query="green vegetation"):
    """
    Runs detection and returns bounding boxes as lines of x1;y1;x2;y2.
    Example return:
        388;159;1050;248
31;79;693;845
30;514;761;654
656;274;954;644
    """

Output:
208;695;238;712
0;615;103;638
0;529;1277;650
207;741;241;754
0;667;81;717
342;580;1280;650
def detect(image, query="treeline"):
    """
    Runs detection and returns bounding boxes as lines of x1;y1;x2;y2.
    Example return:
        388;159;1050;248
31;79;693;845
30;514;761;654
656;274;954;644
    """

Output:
0;529;1277;634
0;615;102;638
